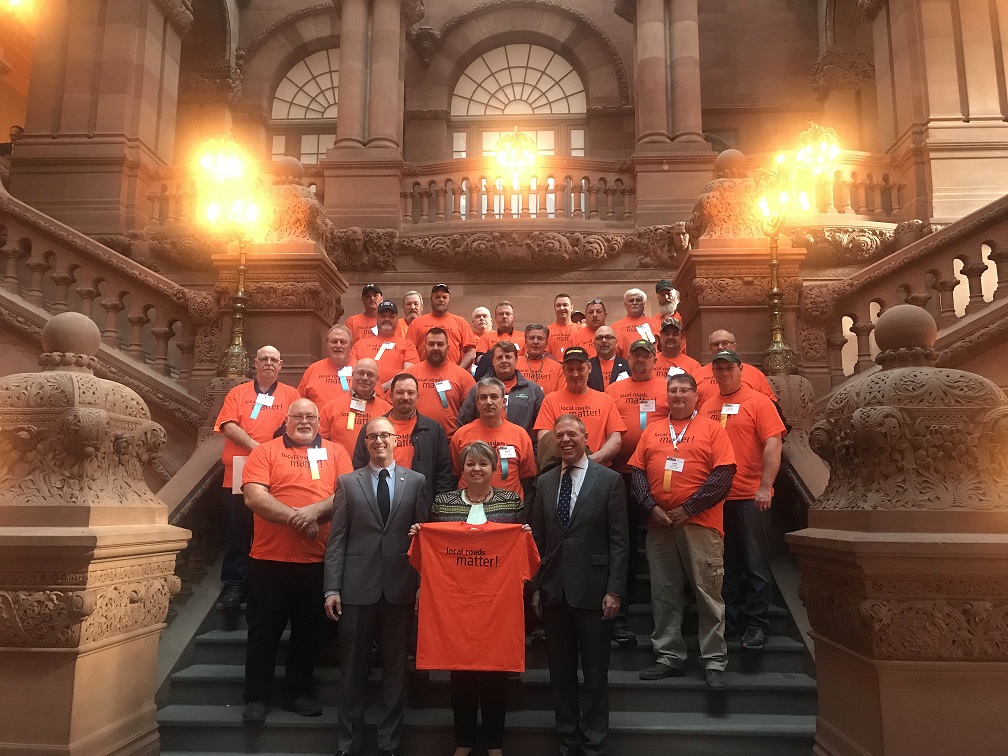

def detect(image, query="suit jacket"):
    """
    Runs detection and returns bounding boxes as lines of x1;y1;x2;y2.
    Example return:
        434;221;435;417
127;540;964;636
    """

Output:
324;465;432;605
352;412;453;497
531;460;629;610
587;356;631;392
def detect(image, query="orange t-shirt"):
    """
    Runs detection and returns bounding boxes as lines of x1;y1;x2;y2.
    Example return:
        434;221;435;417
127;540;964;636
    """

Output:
655;351;702;380
242;437;353;562
694;362;777;408
297;358;352;408
628;415;736;535
318;392;394;456
215;381;300;488
409;522;540;672
350;335;421;386
649;311;687;352
390;414;417;469
407;360;477;438
449;419;538;497
700;386;786;500
476;330;525;356
571;327;600;358
396;318;410;339
406;312;478;365
546;322;584;360
612;315;658;356
516;356;564;394
344;312;378;342
594;357;629;390
605;376;671;473
533;387;628;460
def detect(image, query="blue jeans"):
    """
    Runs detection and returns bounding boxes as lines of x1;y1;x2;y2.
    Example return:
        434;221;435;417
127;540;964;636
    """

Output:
221;491;253;591
722;499;772;634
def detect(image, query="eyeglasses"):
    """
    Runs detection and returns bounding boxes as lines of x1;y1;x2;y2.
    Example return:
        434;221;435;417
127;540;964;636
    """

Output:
289;414;318;422
365;431;394;442
257;356;281;363
594;334;617;340
667;388;696;395
710;339;736;347
586;298;605;306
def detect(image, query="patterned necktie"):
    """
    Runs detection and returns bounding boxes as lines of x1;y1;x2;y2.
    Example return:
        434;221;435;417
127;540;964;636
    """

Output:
377;468;391;524
558;466;573;529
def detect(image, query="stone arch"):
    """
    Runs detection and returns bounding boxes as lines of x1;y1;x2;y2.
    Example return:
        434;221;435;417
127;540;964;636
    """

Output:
409;0;630;113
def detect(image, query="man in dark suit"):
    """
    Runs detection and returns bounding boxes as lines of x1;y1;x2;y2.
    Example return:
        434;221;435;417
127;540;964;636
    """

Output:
587;326;631;392
325;416;432;756
531;414;630;756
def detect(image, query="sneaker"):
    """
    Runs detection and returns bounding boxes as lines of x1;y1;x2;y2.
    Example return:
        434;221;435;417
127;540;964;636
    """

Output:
242;701;267;724
740;627;767;650
705;669;728;690
612;623;638;647
638;662;684;680
284;696;323;717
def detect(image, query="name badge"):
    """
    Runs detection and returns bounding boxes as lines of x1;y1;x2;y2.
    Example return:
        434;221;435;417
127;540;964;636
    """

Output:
667;366;686;377
435;379;453;392
639;399;656;413
375;342;397;361
665;457;685;473
498;445;517;459
721;404;741;415
371;325;379;335
307;446;327;480
614;371;630;383
256;393;274;407
349;398;367;412
637;323;656;342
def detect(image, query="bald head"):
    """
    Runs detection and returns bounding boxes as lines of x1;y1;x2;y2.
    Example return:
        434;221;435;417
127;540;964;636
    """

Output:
708;330;737;355
253;345;282;385
593;325;618;359
351;358;380;397
285;398;320;444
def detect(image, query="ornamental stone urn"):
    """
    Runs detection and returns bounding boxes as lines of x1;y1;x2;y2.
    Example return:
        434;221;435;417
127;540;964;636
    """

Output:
0;312;190;755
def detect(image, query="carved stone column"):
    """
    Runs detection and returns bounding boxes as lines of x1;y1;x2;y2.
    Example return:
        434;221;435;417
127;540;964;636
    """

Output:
367;0;403;149
0;312;190;755
788;304;1008;756
335;0;368;148
630;0;673;146
668;0;705;144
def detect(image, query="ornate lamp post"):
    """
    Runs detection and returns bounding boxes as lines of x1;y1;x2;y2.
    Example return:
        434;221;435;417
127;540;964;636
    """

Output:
194;135;264;379
756;123;841;375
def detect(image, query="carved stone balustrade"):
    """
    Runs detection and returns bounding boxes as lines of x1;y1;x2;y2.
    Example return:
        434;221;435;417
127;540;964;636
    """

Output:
0;312;190;755
788;304;1008;756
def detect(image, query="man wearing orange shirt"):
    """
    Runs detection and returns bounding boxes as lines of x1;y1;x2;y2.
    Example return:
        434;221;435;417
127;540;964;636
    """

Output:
471;306;492;340
474;301;526;378
407;327;476;439
406;283;478;369
650;280;683;340
349;300;419;392
533;346;627;466
693;330;777;407
517;324;565;395
587;325;630;392
298;324;354;408
451;377;538;500
655;315;702;379
214;345;300;626
699;350;785;653
612;288;658;356
344;283;383;341
319;358;392;456
240;398;353;723
571;298;608;357
398;290;423;339
629;373;736;689
546;292;583;360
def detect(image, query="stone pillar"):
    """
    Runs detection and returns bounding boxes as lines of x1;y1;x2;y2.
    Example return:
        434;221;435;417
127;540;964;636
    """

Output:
367;0;403;150
9;0;192;235
632;0;673;146
668;0;705;144
788;304;1008;756
335;0;368;148
0;312;189;755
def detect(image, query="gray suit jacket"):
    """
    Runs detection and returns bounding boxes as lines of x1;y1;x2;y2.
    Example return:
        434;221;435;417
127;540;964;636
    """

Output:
324;465;432;605
531;460;629;610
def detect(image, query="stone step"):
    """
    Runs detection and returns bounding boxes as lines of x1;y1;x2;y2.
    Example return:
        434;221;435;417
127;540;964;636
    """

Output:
191;629;808;673
167;664;816;715
158;704;816;756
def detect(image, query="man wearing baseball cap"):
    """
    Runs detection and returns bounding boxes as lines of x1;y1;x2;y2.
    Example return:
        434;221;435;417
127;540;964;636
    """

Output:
349;300;419;392
406;283;478;370
345;283;384;341
655;315;701;379
533;346;627;466
694;330;777;407
699;349;785;652
652;280;687;354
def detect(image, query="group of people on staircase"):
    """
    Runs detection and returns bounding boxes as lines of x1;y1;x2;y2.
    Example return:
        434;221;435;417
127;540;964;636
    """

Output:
213;279;786;756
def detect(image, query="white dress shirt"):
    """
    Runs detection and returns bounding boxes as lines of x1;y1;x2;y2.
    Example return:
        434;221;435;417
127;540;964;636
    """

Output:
558;454;590;515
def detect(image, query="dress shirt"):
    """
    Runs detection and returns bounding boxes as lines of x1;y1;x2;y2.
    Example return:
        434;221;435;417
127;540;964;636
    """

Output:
369;461;397;508
558;454;589;516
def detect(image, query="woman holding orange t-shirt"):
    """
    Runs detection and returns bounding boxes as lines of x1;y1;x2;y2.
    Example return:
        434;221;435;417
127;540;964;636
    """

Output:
409;441;531;756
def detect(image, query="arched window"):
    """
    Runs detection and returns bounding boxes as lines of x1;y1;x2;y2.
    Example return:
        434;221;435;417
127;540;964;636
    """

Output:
450;44;586;159
270;48;339;164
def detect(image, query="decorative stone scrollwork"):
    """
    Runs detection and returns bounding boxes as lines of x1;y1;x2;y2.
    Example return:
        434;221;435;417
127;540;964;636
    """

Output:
402;0;426;27
630;225;675;267
587;105;635;117
264;160;338;249
812;47;876;98
406;26;441;66
178;61;243;106
397;230;628;269
687;150;764;240
327;227;399;272
790;226;894;266
152;0;195;35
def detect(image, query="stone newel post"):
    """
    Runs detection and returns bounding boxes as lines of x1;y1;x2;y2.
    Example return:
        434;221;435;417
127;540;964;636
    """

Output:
788;304;1008;756
0;313;190;755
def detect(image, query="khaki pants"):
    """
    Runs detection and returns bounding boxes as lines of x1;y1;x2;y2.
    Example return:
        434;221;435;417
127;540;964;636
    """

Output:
645;522;727;671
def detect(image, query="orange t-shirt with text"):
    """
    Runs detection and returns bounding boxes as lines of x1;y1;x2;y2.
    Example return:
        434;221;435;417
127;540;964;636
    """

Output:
344;312;378;342
407;360;476;438
628;415;736;535
655;351;702;380
547;322;584;360
409;522;540;672
700;386;786;500
241;437;353;562
612;315;658;356
606;376;670;473
215;381;300;488
449;419;538;497
319;392;393;456
297;358;352;408
533;387;628;460
516;356;564;394
390;414;417;469
694;362;777;408
571;327;600;358
477;330;525;356
406;312;478;365
350;335;421;386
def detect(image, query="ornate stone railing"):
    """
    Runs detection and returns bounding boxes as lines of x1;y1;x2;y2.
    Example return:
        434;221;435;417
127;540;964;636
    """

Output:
797;193;1008;396
400;156;636;225
0;179;220;399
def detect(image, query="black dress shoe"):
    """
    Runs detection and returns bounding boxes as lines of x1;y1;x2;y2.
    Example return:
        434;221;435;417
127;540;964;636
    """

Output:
612;623;637;647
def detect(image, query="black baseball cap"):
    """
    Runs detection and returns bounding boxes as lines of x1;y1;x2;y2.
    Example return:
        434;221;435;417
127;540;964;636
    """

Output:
629;338;656;354
362;283;382;296
712;349;742;365
377;300;398;314
655;280;674;292
562;346;590;362
660;314;683;332
431;283;450;294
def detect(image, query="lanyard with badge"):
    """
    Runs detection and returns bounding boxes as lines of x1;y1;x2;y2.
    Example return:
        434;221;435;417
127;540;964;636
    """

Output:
639;398;656;430
435;379;452;408
250;392;274;419
636;322;656;343
347;396;367;430
719;403;740;427
374;341;397;361
498;444;517;479
664;412;695;492
306;446;328;480
338;365;352;391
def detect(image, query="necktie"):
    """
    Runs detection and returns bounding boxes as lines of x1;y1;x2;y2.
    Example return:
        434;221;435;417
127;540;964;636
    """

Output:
377;468;391;524
558;467;573;529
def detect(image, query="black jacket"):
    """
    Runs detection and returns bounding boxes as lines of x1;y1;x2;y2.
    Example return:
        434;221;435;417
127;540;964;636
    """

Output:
587;356;631;392
456;371;544;436
352;411;453;497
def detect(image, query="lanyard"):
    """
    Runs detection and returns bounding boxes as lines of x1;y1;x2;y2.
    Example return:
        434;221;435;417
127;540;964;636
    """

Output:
669;411;696;451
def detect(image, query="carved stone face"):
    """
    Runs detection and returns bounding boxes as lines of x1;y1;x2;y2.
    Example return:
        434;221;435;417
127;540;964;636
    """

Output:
672;222;690;252
346;227;364;256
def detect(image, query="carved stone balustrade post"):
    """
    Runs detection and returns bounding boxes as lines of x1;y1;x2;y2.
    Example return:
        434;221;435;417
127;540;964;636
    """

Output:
788;304;1008;756
0;312;190;755
988;247;1008;300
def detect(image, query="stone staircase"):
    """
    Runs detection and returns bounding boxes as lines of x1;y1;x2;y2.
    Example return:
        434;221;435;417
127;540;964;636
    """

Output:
158;552;816;755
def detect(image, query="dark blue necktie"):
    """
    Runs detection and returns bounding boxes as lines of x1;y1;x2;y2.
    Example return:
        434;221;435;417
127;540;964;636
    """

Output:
378;468;390;524
558;467;573;529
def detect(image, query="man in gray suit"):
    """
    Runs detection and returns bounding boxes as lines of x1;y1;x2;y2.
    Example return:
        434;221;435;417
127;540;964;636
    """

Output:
531;414;630;756
325;416;432;756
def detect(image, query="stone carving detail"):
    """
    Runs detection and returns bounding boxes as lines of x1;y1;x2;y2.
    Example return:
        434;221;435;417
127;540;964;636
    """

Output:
263;163;338;249
152;0;195;35
398;230;628;269
812;46;876;98
857;0;887;22
790;226;894;266
631;225;675;267
178;61;243;106
328;227;399;272
692;275;800;307
407;26;442;66
402;0;426;26
244;4;332;59
587;105;635;117
798;321;828;362
687;150;764;240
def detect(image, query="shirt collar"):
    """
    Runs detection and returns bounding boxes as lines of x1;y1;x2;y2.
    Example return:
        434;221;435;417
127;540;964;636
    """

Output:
369;460;396;477
563;454;589;475
282;433;322;448
254;379;279;395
